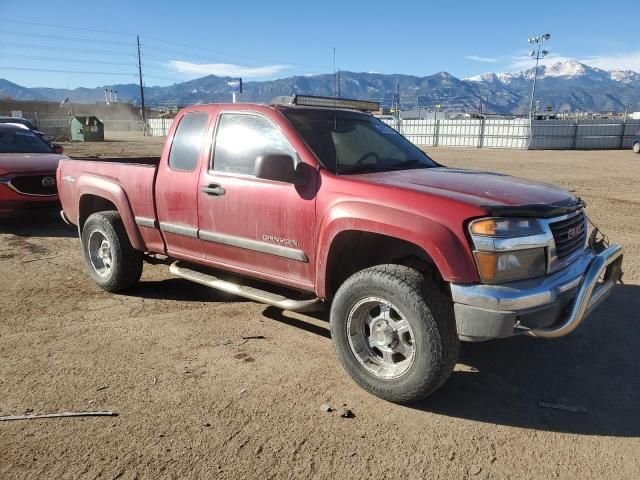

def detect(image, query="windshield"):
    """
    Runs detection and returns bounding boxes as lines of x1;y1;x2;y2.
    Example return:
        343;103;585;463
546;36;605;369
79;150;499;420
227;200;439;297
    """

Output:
0;129;53;154
282;109;438;174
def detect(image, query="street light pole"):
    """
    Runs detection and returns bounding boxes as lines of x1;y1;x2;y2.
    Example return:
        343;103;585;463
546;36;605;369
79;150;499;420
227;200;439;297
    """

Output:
527;33;550;147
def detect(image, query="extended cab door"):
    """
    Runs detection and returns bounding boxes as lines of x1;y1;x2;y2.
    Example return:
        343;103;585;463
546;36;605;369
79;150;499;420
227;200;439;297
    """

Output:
155;110;211;259
197;109;317;291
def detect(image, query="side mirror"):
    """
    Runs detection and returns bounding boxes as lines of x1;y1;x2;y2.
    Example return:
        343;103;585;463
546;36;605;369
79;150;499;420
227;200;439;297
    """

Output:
255;154;305;186
53;144;64;154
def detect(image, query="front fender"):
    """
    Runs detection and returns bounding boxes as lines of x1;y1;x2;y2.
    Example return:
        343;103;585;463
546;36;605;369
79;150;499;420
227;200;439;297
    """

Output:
315;200;479;298
75;174;146;251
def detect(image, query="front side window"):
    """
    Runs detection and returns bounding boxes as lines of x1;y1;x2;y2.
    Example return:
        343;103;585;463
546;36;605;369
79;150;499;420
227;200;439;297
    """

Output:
168;112;209;171
212;113;294;176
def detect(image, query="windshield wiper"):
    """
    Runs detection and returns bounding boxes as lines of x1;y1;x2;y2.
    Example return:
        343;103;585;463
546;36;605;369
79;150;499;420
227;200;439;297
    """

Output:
338;163;392;174
389;159;428;170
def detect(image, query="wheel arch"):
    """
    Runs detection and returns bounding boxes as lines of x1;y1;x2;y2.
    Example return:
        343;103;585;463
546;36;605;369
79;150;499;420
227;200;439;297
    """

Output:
76;175;145;251
322;229;446;299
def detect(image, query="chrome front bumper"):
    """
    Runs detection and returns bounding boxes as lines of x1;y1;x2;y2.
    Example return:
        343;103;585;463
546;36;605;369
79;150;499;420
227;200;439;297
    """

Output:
451;244;624;341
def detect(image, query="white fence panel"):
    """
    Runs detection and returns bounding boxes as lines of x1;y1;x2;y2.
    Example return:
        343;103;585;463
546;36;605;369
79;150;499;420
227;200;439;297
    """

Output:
482;119;528;149
382;117;638;150
102;119;143;131
438;120;482;147
148;118;174;137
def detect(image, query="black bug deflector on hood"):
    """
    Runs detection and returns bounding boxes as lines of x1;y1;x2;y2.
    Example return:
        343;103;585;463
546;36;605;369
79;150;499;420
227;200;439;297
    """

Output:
480;197;586;218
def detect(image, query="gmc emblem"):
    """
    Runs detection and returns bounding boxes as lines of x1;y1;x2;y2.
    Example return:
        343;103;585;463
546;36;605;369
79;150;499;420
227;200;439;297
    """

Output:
567;224;584;239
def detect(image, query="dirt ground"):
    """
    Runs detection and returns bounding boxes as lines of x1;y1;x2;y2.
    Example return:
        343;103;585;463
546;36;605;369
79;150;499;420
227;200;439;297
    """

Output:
1;132;639;479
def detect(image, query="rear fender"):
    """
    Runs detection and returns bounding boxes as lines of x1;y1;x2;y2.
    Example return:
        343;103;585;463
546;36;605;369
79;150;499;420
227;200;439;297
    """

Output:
76;175;146;251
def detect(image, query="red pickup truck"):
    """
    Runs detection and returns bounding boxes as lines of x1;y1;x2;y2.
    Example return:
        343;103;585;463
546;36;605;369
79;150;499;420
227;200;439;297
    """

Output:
58;95;624;403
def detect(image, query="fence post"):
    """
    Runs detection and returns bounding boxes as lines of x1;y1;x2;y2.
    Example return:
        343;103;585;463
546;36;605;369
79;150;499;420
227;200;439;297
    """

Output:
572;120;578;149
478;117;485;148
619;118;626;149
434;119;440;147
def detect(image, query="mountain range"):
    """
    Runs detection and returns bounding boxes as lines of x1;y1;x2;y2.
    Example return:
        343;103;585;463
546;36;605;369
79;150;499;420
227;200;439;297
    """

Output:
1;60;639;114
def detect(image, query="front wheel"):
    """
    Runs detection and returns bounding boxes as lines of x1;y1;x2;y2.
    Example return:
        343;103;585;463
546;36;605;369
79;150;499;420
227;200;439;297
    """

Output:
81;211;143;292
633;142;640;154
330;265;459;404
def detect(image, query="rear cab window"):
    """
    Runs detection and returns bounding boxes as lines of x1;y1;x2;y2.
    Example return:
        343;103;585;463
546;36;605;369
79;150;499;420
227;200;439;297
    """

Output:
168;112;210;171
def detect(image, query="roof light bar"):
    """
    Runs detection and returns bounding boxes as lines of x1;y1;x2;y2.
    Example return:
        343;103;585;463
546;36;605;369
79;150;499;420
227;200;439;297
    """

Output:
272;94;380;112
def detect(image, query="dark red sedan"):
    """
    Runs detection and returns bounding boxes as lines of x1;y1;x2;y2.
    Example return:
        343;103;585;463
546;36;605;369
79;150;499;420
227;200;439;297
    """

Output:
0;123;66;213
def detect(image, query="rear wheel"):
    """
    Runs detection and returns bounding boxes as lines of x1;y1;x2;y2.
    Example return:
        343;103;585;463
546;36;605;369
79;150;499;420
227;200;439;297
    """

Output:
633;142;640;154
330;264;459;403
82;211;143;292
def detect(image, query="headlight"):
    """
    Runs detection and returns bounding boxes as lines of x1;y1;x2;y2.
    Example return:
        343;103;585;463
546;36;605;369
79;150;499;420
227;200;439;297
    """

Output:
474;248;546;283
469;217;543;237
469;217;549;283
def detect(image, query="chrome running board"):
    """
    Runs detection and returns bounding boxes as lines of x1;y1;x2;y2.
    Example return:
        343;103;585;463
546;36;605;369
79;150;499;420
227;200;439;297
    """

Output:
169;261;323;313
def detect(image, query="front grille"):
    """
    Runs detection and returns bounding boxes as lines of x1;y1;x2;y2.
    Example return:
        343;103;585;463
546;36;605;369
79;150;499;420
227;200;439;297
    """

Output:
10;174;57;196
549;210;587;261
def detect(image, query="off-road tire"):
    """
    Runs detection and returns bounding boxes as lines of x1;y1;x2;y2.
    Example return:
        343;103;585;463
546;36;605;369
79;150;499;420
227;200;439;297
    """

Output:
81;211;143;292
330;264;459;403
633;142;640;154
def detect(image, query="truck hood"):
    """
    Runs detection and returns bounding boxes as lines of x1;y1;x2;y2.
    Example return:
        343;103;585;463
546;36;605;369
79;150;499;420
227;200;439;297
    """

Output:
0;153;65;175
353;167;581;216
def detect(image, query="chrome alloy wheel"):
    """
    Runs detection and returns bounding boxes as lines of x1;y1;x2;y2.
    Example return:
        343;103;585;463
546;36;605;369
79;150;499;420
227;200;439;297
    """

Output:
346;297;416;379
88;230;113;278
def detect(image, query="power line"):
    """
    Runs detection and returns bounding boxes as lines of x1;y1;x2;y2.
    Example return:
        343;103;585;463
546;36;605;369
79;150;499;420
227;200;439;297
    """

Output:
0;29;136;47
1;42;135;57
0;18;136;37
0;66;137;76
0;20;329;73
0;53;133;66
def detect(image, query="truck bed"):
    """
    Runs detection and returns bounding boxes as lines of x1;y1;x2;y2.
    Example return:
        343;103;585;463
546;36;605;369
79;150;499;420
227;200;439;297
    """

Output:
57;157;159;247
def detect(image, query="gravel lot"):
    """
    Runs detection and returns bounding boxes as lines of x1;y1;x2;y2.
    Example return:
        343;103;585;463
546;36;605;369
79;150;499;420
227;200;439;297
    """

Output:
1;132;639;479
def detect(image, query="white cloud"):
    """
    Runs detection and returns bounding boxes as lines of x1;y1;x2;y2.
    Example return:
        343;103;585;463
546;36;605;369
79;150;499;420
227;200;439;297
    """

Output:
167;60;290;78
465;55;499;63
581;52;640;71
509;51;640;72
509;53;574;71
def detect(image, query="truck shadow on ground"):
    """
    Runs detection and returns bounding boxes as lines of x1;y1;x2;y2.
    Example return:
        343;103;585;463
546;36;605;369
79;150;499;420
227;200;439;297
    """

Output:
131;275;639;437
416;285;640;437
264;285;640;438
132;278;240;303
0;208;76;238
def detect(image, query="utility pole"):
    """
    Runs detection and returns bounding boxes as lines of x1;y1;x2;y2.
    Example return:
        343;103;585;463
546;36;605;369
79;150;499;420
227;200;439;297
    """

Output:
137;35;147;134
337;70;341;98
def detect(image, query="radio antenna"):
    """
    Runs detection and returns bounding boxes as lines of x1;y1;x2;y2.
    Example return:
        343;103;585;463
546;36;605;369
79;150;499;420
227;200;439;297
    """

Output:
333;47;337;98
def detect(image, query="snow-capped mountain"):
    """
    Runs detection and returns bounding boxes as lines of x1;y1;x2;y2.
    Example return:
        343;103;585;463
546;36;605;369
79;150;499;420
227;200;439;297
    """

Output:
466;60;639;112
609;70;640;86
1;60;638;114
467;60;613;84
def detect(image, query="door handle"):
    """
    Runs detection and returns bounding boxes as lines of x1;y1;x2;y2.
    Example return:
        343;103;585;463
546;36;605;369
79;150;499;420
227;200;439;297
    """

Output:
202;184;226;196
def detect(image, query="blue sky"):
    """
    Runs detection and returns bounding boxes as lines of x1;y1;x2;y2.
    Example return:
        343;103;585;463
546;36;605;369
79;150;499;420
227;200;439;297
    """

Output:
0;0;638;88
